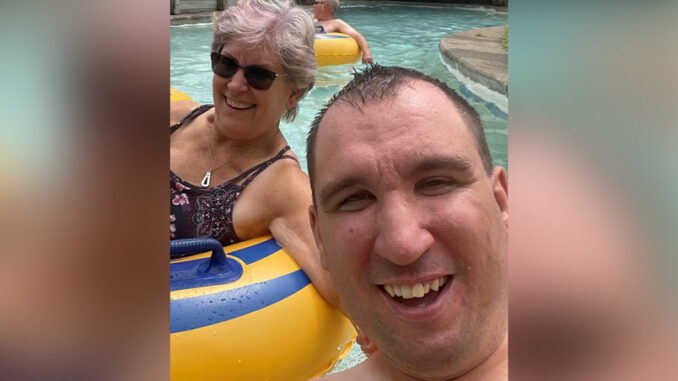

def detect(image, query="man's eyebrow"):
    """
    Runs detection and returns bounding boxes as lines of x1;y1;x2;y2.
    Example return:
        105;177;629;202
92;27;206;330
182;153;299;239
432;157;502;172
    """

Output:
412;155;475;175
317;156;475;205
318;176;366;207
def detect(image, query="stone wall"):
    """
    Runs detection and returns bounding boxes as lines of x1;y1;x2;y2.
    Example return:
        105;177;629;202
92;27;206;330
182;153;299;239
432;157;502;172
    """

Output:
171;0;216;15
171;0;307;15
171;0;238;15
170;0;506;16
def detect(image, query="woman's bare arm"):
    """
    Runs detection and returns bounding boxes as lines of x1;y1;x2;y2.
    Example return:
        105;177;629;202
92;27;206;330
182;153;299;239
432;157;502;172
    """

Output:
266;164;343;312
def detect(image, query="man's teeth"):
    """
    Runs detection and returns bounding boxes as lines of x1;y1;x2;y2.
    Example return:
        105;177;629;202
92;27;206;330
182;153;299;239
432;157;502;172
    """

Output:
226;98;253;109
383;276;448;299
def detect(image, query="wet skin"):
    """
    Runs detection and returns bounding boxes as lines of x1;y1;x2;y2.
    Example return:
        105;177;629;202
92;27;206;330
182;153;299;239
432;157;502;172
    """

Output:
310;80;509;379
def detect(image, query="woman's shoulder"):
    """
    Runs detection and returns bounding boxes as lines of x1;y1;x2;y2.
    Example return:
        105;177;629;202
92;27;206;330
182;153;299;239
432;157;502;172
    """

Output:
170;100;202;126
232;151;310;232
245;153;310;207
260;152;308;189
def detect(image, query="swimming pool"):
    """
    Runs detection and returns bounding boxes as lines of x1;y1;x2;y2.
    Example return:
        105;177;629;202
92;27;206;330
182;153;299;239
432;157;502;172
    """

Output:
170;1;507;173
171;1;507;373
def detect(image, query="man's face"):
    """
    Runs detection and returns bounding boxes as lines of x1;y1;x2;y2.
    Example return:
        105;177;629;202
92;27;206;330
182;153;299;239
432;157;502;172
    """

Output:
313;1;326;17
310;81;509;378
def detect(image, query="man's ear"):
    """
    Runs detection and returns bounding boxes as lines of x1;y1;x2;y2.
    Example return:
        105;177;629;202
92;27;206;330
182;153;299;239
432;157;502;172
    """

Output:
491;166;509;229
309;205;329;270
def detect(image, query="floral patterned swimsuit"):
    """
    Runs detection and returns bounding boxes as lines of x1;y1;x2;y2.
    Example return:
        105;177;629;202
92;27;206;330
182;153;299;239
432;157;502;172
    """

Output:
170;104;297;245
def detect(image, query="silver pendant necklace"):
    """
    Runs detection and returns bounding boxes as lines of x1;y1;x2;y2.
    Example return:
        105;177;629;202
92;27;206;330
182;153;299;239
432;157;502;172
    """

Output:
202;126;240;187
200;171;212;187
202;124;278;187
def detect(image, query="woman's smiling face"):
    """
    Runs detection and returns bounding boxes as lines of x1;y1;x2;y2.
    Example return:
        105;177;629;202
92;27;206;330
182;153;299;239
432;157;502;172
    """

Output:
212;41;301;141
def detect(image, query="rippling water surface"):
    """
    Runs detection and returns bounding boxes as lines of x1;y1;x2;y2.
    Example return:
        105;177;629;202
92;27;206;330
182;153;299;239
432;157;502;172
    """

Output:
171;2;507;172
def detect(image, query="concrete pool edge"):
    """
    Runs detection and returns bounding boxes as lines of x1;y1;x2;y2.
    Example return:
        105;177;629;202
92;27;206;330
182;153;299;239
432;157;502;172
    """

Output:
439;26;508;97
170;12;216;26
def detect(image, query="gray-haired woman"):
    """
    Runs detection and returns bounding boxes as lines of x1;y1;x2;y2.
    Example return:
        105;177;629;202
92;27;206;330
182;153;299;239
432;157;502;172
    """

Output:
170;0;339;309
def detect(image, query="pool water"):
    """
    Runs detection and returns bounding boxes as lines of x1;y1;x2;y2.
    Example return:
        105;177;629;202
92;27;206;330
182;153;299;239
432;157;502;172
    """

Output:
171;1;507;374
170;1;507;172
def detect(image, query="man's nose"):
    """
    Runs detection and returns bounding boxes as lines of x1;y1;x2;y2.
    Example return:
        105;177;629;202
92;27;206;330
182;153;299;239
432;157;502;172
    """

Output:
373;198;434;266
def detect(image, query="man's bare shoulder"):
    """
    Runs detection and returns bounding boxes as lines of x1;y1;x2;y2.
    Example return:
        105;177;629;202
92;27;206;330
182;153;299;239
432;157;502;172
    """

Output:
317;18;349;33
314;359;372;380
314;356;392;381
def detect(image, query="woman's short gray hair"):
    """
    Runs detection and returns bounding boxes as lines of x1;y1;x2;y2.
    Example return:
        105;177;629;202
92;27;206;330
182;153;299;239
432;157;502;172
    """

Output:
211;0;316;122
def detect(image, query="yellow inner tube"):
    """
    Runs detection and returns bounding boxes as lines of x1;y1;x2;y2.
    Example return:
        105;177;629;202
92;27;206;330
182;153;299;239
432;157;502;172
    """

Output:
314;33;361;67
170;236;356;381
170;88;193;102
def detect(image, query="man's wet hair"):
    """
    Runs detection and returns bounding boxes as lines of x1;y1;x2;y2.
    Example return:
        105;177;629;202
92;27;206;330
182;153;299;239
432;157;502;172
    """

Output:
306;64;494;202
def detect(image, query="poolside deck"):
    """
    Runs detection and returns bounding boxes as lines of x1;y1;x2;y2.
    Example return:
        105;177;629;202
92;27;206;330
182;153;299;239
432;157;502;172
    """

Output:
439;26;508;96
170;11;216;25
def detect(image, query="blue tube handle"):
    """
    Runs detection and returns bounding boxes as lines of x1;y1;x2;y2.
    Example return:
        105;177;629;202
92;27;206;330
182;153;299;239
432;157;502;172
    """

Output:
170;238;237;275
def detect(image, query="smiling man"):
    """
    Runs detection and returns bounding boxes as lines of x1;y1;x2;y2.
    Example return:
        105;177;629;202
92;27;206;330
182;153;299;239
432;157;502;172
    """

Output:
307;65;508;380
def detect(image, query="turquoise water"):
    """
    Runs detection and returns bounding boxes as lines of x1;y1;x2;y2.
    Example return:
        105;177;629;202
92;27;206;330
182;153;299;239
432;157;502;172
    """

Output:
171;2;507;373
170;2;508;173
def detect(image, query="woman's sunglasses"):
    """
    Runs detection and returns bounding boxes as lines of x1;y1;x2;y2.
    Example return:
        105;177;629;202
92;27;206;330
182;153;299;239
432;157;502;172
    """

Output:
210;52;287;90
